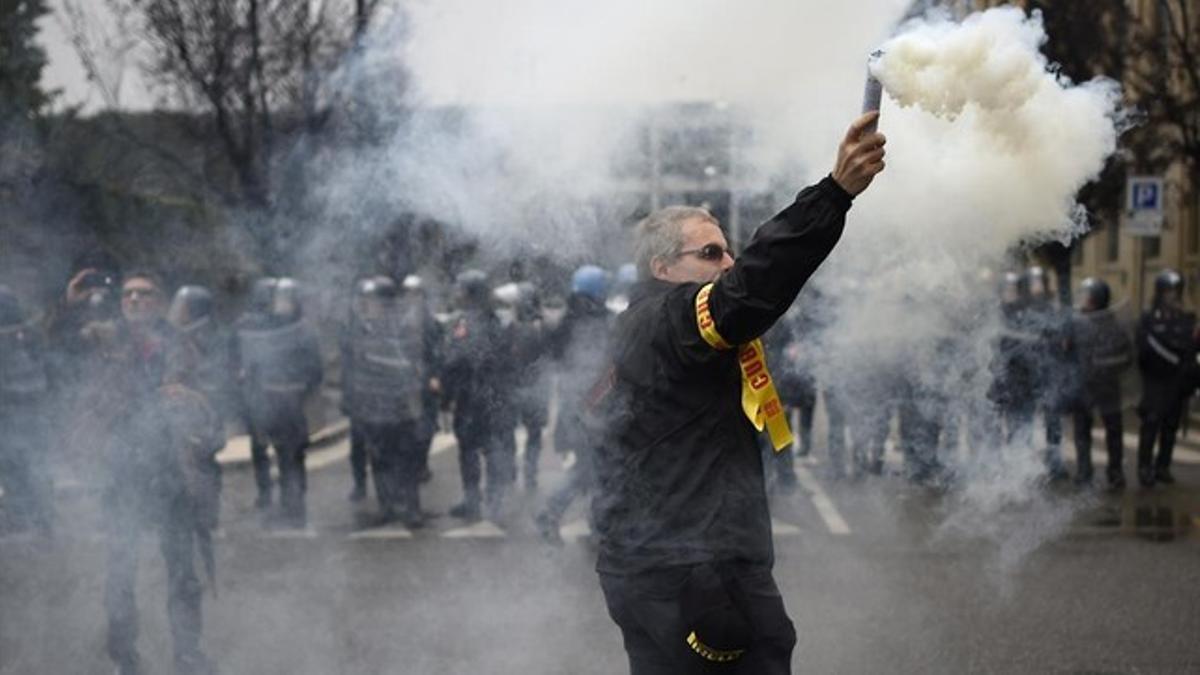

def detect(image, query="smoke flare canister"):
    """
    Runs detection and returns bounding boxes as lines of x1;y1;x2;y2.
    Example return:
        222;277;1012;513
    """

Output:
862;50;884;133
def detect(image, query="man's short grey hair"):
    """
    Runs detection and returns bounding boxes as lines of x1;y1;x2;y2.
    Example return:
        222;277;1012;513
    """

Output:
633;206;718;280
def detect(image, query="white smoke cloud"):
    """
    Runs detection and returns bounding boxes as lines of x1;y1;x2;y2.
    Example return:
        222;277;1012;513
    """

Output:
815;5;1124;563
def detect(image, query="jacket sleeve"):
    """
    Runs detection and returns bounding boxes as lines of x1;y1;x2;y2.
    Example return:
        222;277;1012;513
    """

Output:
707;176;850;347
663;177;850;363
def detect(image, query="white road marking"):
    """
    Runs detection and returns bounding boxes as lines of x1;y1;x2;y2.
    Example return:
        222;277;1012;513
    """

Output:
305;443;350;471
794;465;852;536
441;520;507;539
260;528;319;539
559;519;591;540
348;526;414;540
771;519;802;536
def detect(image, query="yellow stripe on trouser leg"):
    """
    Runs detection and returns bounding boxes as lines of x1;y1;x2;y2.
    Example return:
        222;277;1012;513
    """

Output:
695;284;794;452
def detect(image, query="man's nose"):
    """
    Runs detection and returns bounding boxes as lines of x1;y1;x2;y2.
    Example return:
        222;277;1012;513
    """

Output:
720;252;735;271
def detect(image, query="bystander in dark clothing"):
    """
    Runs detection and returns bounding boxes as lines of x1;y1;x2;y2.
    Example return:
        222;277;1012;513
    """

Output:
86;274;219;675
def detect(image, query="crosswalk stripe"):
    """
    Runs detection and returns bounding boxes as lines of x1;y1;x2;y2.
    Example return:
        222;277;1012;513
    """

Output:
771;519;803;536
259;528;319;539
794;465;852;536
348;527;414;540
559;519;591;540
441;520;507;539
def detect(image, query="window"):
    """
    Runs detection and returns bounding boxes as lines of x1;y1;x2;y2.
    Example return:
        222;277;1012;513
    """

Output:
1143;235;1161;259
1107;220;1120;262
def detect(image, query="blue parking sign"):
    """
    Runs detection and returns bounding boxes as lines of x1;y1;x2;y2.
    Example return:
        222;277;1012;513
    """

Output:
1128;176;1164;213
1133;182;1159;210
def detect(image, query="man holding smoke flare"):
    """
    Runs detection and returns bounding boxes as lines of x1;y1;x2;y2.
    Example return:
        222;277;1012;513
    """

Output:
590;110;886;674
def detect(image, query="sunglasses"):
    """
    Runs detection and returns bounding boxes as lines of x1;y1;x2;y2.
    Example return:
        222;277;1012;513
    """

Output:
122;287;161;300
678;244;735;262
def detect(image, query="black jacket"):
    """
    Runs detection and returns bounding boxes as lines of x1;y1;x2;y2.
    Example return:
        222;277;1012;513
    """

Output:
1137;306;1198;411
593;176;850;574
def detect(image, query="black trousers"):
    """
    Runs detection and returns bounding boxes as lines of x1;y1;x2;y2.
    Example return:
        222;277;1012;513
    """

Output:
1073;407;1123;478
359;420;423;515
543;444;594;523
516;388;548;485
249;396;308;522
599;563;795;675
105;503;204;671
349;422;368;490
454;415;515;512
1138;396;1186;471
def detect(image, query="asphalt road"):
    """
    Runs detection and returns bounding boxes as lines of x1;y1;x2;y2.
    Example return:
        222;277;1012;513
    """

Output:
2;420;1199;674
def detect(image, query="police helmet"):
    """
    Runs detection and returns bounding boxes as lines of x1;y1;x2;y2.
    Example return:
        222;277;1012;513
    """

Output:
356;275;398;299
402;274;423;292
1000;271;1023;305
571;265;608;302
1153;269;1184;307
273;277;302;319
1078;277;1111;312
249;277;277;314
168;285;214;329
455;269;491;309
0;286;24;327
1023;265;1049;300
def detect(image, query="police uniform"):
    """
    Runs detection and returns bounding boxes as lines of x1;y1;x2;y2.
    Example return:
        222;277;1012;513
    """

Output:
341;290;438;523
593;176;850;674
444;303;515;521
1070;307;1131;485
1135;305;1197;484
235;313;322;525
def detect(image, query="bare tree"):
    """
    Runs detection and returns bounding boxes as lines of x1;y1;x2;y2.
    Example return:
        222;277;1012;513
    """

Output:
59;0;393;269
1124;0;1200;180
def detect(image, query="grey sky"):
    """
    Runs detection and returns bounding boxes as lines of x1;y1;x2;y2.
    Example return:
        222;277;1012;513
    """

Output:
37;0;153;112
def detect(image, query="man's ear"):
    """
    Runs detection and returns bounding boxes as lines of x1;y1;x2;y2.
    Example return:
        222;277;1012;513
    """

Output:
650;256;671;281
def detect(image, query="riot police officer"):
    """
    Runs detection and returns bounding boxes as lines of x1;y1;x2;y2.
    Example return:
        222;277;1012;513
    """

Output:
403;273;442;485
1069;278;1132;489
988;271;1039;450
341;276;439;526
0;287;53;533
1136;269;1198;487
444;269;515;523
1024;266;1072;481
504;280;550;491
535;265;612;543
235;277;323;526
234;278;278;508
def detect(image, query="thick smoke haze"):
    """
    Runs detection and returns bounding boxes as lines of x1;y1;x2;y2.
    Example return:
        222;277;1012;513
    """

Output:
308;0;913;257
315;3;1127;575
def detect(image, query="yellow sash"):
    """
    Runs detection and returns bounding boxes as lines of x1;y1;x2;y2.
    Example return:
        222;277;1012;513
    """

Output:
695;284;794;452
